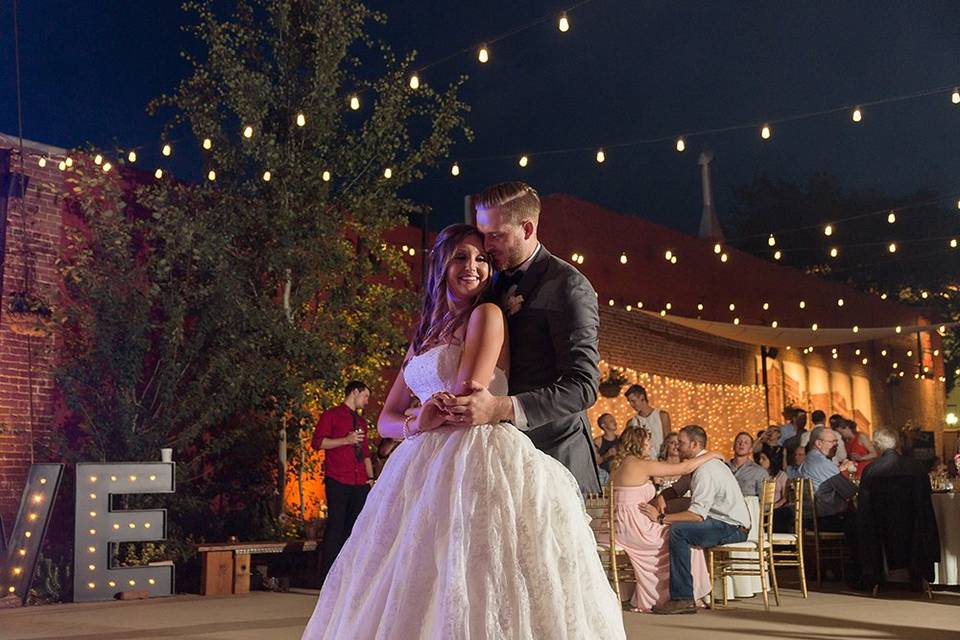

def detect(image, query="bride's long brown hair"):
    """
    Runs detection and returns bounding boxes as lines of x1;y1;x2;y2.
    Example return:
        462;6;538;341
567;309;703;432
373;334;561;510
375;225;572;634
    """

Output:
410;224;494;356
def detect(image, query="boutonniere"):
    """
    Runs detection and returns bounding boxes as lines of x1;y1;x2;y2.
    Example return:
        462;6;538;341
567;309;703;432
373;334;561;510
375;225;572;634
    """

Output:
504;293;524;317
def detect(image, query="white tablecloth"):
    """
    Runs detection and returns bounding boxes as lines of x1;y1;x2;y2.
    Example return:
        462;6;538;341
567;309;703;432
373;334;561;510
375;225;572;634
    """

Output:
713;496;764;599
933;492;959;585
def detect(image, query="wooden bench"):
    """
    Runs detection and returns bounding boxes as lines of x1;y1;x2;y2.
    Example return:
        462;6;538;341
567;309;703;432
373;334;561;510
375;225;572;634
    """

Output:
197;540;319;596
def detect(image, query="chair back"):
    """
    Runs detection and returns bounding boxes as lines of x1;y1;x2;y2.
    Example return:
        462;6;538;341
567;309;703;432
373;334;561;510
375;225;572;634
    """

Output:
804;475;820;537
787;478;806;535
758;479;777;546
584;487;610;543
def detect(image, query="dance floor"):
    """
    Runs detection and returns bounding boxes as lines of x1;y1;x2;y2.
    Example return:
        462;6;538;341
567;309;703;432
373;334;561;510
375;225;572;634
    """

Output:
1;586;957;639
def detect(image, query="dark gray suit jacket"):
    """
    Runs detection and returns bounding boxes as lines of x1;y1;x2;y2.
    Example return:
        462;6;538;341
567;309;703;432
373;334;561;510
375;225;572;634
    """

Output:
498;246;602;495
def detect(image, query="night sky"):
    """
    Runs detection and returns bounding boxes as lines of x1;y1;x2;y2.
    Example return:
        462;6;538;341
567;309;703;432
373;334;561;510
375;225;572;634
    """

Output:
2;1;959;235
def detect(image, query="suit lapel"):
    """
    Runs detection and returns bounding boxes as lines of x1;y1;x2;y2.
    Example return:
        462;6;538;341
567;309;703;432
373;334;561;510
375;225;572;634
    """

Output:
514;245;551;299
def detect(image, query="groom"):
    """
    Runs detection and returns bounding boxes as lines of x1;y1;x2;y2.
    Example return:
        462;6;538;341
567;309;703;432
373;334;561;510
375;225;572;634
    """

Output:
441;181;602;495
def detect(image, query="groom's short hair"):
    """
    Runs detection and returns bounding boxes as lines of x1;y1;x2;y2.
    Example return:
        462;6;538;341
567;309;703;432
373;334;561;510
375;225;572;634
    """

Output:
680;424;708;449
474;181;540;225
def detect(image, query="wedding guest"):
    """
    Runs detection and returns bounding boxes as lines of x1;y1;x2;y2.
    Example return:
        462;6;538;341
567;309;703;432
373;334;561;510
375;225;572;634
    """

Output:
643;425;751;615
727;432;769;497
861;428;925;481
625;385;671;462
756;451;791;532
785;445;806;479
610;427;720;612
752;424;785;475
311;380;375;583
779;407;808;451
801;413;847;461
800;427;857;532
594;413;620;485
655;432;681;489
835;418;878;479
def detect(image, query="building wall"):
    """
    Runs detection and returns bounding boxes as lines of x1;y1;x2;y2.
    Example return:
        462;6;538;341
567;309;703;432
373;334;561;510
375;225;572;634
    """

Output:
0;140;64;524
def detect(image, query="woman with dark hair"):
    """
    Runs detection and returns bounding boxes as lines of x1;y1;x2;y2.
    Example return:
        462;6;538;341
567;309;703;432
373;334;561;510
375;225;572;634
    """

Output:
303;224;625;639
835;418;878;479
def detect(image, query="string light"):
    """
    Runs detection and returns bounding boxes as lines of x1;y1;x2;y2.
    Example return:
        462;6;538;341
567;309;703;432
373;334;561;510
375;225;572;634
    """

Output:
162;143;171;156
852;325;860;333
837;298;844;306
154;168;163;179
895;325;902;333
950;238;958;248
58;161;66;171
762;302;770;310
518;155;529;167
102;162;112;173
127;151;137;163
596;149;606;163
773;250;782;260
558;13;570;32
262;170;271;182
824;224;833;236
953;89;960;104
829;247;838;258
697;303;704;311
811;323;819;331
887;211;896;224
767;234;776;247
38;157;46;168
733;317;740;325
713;243;722;254
451;162;460;176
664;250;673;261
852;107;863;122
799;300;806;309
771;320;778;328
207;170;216;181
760;124;771;139
409;74;420;90
296;113;306;127
720;253;728;263
881;349;887;356
888;242;897;253
94;154;103;165
350;95;360;110
322;170;331;182
676;137;686;152
619;253;627;264
728;303;736;311
243;126;253;139
383;167;393;179
65;157;73;167
202;138;212;150
478;45;490;63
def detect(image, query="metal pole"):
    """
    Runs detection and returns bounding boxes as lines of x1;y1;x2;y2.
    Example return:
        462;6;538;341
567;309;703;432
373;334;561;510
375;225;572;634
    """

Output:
760;346;771;424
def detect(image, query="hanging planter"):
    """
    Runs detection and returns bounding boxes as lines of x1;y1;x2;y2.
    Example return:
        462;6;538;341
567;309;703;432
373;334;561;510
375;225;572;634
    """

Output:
7;292;53;337
599;367;629;398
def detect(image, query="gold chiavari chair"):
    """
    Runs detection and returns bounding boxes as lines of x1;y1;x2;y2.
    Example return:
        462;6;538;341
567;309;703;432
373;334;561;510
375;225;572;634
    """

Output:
803;478;846;586
707;479;780;610
584;484;635;604
771;478;809;597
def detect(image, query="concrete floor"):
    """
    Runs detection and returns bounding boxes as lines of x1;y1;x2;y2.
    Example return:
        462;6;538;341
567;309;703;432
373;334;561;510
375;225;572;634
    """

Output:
1;587;958;639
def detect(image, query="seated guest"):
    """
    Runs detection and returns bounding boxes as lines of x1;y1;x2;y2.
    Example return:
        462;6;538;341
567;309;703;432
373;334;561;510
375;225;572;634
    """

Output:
785;445;805;479
800;426;857;530
752;425;785;475
779;407;808;452
756;451;791;532
643;425;752;615
835;418;878;479
610;427;721;612
593;413;620;485
861;428;925;481
727;432;769;497
800;412;848;463
655;431;681;490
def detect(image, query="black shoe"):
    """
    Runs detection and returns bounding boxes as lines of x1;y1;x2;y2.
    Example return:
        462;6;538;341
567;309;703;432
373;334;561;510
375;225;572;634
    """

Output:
651;599;697;615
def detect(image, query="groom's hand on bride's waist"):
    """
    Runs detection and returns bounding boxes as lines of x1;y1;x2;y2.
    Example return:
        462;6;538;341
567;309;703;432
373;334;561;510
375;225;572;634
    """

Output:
439;381;514;427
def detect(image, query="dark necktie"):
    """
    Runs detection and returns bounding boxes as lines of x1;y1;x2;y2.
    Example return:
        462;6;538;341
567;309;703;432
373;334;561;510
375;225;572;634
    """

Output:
498;270;523;293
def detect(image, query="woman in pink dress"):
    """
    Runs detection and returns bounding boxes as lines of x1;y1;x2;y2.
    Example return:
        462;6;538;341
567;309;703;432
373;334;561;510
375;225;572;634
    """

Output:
611;426;721;612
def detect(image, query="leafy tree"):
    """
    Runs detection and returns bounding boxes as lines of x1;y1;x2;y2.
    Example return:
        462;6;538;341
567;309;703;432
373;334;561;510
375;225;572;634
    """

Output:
727;173;960;391
56;0;469;542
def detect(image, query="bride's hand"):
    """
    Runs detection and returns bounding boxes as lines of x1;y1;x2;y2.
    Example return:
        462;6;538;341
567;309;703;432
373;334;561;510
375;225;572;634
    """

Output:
416;397;448;433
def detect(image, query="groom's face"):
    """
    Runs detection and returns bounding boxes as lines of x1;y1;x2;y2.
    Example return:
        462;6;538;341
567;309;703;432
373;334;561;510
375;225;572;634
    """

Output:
476;207;529;271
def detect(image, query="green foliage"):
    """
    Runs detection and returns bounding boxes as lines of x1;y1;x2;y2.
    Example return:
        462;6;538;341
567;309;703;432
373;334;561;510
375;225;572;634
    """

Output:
728;173;960;391
28;554;71;605
55;0;469;542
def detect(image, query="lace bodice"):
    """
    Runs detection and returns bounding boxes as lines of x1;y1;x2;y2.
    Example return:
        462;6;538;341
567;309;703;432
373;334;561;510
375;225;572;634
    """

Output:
404;344;508;404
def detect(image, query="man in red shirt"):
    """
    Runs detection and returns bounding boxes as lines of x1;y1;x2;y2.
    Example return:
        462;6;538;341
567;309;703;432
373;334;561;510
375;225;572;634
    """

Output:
311;380;374;583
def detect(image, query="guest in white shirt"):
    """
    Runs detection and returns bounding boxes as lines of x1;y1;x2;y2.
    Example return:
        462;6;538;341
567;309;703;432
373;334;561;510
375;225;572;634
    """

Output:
625;384;671;460
798;411;847;462
642;425;750;615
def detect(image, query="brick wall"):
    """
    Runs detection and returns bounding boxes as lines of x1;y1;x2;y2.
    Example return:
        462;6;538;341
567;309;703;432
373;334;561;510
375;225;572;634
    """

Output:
0;138;65;525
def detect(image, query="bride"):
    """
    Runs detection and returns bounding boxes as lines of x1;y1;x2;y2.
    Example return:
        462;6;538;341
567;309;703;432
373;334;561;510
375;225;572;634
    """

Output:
302;224;626;639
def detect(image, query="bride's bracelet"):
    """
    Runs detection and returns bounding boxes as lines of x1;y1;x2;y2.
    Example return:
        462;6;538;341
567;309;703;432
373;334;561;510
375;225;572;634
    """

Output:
401;413;420;440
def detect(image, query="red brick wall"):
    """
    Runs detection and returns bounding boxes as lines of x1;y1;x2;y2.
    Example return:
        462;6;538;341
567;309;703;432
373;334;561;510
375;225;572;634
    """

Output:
0;139;64;525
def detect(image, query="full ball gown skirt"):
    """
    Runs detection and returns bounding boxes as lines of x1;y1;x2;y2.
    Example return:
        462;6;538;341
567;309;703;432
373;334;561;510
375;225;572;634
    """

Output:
302;344;626;639
613;483;711;611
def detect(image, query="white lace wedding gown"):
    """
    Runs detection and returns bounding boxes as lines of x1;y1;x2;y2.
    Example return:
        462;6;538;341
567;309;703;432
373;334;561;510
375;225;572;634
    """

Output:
302;343;626;639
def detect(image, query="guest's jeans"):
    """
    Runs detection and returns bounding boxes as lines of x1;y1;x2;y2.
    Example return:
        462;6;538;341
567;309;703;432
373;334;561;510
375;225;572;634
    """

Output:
321;477;370;583
669;518;747;600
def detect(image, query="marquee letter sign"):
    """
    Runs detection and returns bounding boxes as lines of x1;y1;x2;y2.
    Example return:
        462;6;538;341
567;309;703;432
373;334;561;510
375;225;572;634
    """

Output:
0;463;64;605
73;462;175;602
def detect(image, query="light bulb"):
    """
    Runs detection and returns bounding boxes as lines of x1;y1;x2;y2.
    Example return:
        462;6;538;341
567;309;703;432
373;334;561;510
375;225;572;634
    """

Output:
951;238;958;248
799;300;806;309
762;302;769;310
207;170;216;181
853;325;859;333
451;162;460;176
887;211;896;224
837;298;844;306
888;242;897;253
664;250;673;261
558;13;570;32
409;74;420;90
608;299;615;307
720;253;728;262
953;89;960;104
478;45;489;63
773;250;782;260
518;155;529;168
128;151;137;163
713;243;722;254
102;162;112;173
670;255;677;264
154;168;163;179
296;113;306;127
202;138;212;150
852;107;862;122
676;137;686;152
696;303;703;311
733;318;740;325
58;161;66;171
243;126;253;139
811;323;819;331
771;320;778;328
895;325;902;333
322;170;331;182
350;95;360;110
728;303;736;311
162;143;172;157
65;157;73;167
619;253;627;264
383;167;393;179
94;154;103;165
760;124;771;139
595;149;605;163
262;170;271;182
38;157;46;168
768;234;776;247
824;224;833;236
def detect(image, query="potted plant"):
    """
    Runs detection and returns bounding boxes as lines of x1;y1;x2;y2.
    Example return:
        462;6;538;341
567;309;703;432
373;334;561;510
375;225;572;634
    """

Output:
599;367;629;398
7;291;53;337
